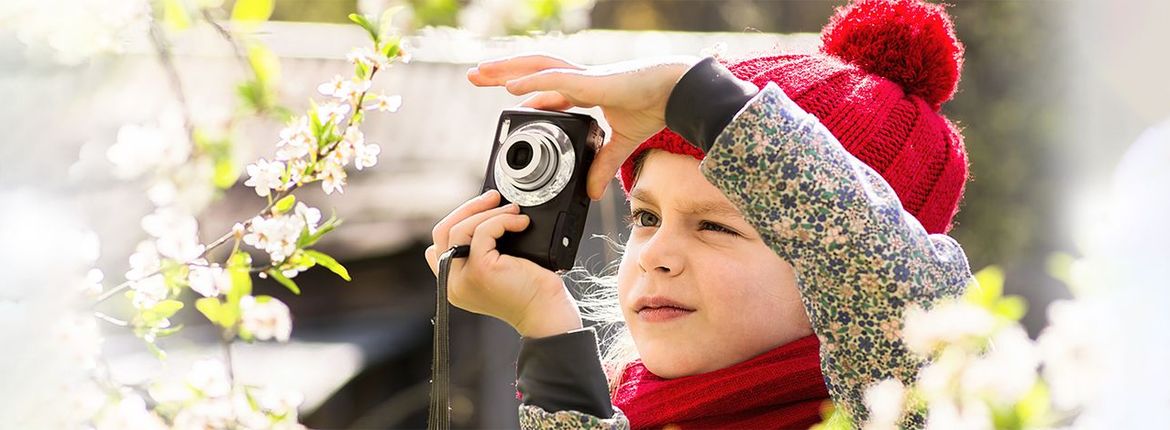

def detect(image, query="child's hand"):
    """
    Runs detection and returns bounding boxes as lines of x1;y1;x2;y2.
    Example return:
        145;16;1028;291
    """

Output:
424;190;583;338
467;53;701;200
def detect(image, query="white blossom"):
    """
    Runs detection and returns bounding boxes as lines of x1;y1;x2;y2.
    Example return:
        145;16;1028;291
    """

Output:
294;202;322;235
346;46;388;68
287;159;310;186
959;326;1038;404
187;265;229;298
83;268;104;296
366;94;402;112
5;0;149;64
106;109;190;179
903;302;997;356
355;140;381;171
126;240;161;280
1038;299;1113;411
333;127;361;166
140;206;204;261
276;116;315;161
171;397;232;430
187;359;231;398
316;74;347;97
243;215;305;263
243;158;286;198
93;394;167;430
316;102;351;126
319;157;347;195
863;379;906;430
240;296;292;342
924;398;993;430
339;79;371;103
129;274;168;310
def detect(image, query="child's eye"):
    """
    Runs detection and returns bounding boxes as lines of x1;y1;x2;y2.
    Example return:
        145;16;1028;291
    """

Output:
626;209;660;228
700;221;740;236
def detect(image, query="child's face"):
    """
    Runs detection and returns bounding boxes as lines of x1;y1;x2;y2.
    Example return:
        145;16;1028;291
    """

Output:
617;150;813;378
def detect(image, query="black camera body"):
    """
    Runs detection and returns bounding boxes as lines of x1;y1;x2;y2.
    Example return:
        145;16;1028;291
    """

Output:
480;108;604;272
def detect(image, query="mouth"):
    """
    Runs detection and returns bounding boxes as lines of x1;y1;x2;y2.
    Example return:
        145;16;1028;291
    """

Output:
634;296;695;323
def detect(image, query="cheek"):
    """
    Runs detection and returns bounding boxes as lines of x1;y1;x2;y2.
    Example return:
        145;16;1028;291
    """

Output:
615;241;642;307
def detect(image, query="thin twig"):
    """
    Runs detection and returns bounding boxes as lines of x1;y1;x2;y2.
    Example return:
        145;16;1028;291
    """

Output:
147;11;197;147
201;8;250;76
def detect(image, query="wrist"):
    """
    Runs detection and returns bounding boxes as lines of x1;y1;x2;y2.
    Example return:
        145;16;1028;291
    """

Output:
514;278;583;339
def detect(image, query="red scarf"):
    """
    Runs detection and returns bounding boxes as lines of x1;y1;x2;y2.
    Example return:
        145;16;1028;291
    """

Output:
612;335;829;429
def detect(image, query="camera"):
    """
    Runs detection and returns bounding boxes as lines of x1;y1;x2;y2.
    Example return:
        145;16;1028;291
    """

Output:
480;108;605;272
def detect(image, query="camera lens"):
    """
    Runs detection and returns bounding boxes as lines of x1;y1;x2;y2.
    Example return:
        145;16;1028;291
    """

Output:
494;120;577;207
506;141;534;170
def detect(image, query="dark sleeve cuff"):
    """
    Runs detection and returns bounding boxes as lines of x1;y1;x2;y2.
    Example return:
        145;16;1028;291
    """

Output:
516;327;614;418
664;56;761;152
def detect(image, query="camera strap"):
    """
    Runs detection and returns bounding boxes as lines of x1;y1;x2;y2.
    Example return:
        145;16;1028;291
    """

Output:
429;244;469;430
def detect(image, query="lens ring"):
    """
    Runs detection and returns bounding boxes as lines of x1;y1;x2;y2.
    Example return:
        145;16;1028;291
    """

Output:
494;121;576;207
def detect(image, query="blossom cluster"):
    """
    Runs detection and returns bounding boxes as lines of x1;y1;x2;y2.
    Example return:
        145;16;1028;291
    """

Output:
857;267;1114;430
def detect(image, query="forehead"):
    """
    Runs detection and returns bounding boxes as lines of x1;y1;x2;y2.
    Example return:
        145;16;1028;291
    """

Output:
629;151;742;218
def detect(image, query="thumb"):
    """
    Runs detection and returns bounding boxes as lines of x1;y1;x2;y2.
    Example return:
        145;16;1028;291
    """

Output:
586;131;642;200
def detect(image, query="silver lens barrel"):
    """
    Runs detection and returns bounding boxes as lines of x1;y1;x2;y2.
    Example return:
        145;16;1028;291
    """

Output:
494;121;576;207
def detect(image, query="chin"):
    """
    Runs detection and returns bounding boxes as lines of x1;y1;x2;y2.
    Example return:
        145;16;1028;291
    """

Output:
637;342;707;379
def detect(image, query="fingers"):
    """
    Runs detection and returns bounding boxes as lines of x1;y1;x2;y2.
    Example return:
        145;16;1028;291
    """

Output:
445;203;521;264
469;213;531;263
467;54;582;87
503;69;597;107
432;190;502;253
520;91;574;111
446;207;525;274
586;130;645;200
424;245;439;275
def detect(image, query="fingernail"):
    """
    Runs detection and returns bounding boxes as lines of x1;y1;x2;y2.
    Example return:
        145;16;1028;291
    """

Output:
509;203;521;212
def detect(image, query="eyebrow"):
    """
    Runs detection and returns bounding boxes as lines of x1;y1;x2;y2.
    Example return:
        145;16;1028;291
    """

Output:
630;188;743;220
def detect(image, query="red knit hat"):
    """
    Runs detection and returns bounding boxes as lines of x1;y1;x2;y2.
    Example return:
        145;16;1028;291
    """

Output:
619;0;969;234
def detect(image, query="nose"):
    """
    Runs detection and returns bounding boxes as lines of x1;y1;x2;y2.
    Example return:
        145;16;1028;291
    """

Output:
636;227;685;276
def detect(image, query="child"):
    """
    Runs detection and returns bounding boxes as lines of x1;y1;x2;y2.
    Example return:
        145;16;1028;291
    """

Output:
424;0;972;427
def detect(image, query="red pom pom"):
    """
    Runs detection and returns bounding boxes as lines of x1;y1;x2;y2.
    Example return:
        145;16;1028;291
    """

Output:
821;0;964;109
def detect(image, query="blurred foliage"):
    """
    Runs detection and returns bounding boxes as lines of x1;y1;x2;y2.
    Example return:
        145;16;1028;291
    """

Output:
268;0;358;23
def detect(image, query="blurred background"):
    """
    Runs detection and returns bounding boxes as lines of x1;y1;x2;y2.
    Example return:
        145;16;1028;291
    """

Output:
2;0;1168;428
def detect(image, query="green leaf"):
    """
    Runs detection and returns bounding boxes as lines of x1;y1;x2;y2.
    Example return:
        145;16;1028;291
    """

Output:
1016;381;1052;426
267;269;302;295
354;61;370;81
231;0;274;26
380;38;401;60
152;300;185;319
298;215;340;248
991;296;1028;322
965;265;1004;307
304;249;351;281
146;341;167;360
236;80;262;112
246;43;281;87
308;99;324;141
347;13;380;42
213;156;239;189
378;6;404;41
154;323;185;338
273;195;296;215
163;0;192;31
227;251;253;303
195;297;222;324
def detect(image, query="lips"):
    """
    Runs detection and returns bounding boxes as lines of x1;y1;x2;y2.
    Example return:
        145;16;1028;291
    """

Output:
633;296;696;313
635;296;695;323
